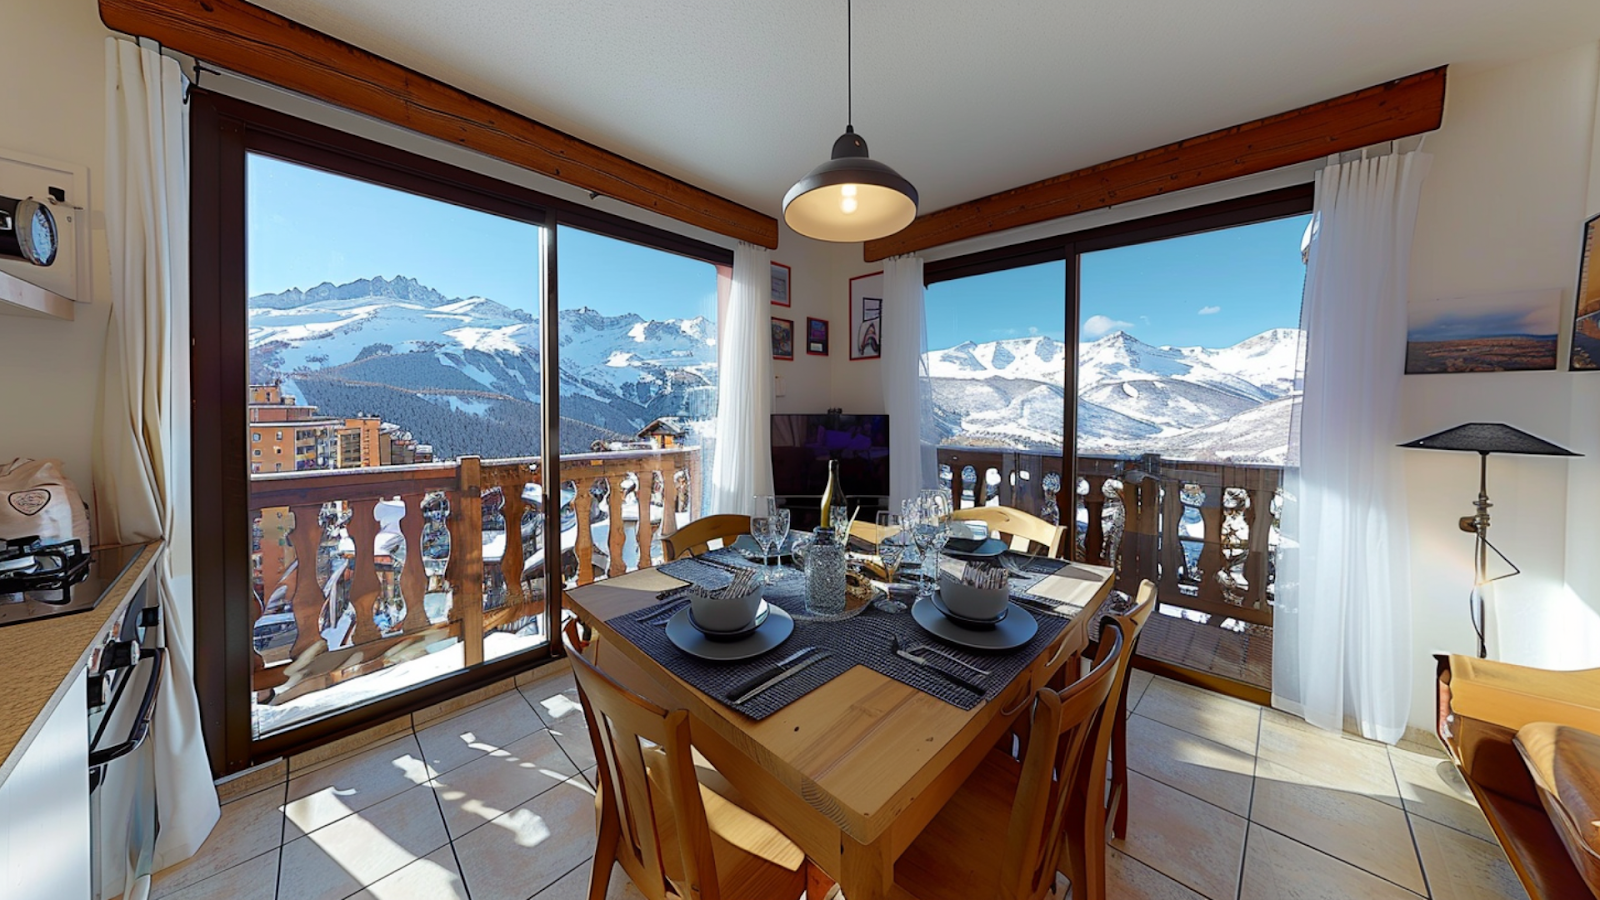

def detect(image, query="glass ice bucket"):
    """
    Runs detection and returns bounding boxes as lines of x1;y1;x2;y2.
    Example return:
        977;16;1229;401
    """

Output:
792;527;846;616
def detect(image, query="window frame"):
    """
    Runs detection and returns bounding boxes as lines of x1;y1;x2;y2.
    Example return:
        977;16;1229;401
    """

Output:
190;89;732;775
922;184;1313;530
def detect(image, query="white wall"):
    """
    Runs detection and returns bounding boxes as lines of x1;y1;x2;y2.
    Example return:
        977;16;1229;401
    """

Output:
1402;42;1600;731
0;1;114;494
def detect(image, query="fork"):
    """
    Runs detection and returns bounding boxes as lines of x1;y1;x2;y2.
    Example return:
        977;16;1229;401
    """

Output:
906;642;991;676
890;636;984;693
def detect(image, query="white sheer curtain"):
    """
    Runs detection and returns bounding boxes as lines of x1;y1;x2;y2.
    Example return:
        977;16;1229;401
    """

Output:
709;243;774;515
882;256;936;509
1275;150;1431;744
96;38;220;877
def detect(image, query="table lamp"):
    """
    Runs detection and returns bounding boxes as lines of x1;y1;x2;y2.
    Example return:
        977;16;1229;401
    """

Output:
1399;423;1579;657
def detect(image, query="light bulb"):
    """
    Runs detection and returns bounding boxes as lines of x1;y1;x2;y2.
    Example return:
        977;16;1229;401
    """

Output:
841;196;858;214
841;184;858;197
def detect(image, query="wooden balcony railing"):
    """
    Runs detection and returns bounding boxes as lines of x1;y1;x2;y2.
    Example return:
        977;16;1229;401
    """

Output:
248;447;702;704
936;447;1283;629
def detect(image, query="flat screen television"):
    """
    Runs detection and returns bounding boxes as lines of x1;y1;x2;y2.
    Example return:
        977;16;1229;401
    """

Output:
771;413;890;497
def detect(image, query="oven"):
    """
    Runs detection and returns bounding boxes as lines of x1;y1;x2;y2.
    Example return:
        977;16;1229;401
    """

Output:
86;581;164;900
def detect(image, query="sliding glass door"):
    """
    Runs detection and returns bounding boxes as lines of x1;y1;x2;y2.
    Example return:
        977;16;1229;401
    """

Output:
190;90;733;773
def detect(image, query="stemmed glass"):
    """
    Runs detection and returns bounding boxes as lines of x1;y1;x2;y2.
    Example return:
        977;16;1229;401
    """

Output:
750;496;775;583
769;500;791;577
875;511;911;607
905;497;936;601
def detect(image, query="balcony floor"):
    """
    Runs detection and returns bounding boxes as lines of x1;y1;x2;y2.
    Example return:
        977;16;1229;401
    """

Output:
160;666;1526;900
1137;607;1274;693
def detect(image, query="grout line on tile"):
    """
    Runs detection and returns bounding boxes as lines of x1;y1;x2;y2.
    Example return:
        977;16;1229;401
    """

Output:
275;778;289;900
427;772;474;900
528;857;594;900
1251;822;1428;899
1236;708;1263;900
1387;747;1433;899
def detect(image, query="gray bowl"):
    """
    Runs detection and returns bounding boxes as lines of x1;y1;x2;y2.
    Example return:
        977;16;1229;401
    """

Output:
689;586;765;633
937;571;1010;621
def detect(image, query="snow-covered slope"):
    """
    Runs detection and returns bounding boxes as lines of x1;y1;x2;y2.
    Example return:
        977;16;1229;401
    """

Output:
925;328;1303;460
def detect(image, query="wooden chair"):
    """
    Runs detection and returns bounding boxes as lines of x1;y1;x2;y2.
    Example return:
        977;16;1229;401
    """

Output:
661;514;751;561
1104;581;1158;842
561;620;808;900
952;505;1069;558
1048;581;1156;900
890;620;1126;900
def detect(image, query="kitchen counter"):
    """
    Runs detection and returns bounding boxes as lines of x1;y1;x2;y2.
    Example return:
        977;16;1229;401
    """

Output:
0;541;162;787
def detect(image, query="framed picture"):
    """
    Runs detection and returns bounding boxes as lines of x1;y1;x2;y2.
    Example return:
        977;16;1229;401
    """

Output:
1569;214;1600;369
1405;289;1561;374
806;317;829;356
770;261;792;307
849;271;884;360
771;316;795;360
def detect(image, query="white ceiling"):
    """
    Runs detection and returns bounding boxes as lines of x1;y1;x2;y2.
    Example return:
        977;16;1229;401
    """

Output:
253;0;1600;218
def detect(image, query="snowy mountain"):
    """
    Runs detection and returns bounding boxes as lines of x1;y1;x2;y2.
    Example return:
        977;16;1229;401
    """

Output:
248;277;716;456
925;329;1302;463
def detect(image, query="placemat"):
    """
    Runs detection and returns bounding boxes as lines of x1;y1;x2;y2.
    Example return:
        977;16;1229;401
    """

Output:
607;548;1087;720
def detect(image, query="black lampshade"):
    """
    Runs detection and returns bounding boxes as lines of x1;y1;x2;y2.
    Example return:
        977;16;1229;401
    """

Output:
1399;422;1580;457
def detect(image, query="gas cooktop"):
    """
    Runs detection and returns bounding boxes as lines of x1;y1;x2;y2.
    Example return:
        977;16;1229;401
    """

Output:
0;538;139;629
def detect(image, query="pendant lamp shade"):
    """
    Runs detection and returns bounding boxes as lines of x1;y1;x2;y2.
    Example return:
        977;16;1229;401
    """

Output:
784;128;919;243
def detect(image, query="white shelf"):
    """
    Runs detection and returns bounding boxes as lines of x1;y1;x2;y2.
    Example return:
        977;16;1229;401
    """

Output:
0;269;74;321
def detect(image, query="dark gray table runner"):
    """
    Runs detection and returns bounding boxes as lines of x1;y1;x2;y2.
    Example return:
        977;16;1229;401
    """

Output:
604;548;1097;720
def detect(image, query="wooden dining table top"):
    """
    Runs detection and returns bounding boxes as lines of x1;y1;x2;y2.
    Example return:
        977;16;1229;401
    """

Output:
563;555;1116;860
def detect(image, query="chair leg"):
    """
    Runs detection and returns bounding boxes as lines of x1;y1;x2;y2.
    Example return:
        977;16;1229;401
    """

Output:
590;795;621;900
1110;700;1130;840
805;860;839;900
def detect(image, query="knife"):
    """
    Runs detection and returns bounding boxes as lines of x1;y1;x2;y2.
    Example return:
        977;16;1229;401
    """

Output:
894;647;985;694
726;647;828;705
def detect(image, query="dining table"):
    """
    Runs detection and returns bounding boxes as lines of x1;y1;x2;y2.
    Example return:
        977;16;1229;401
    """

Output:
562;535;1115;900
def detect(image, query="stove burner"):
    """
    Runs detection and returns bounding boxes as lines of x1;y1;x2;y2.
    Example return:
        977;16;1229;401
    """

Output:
0;535;91;605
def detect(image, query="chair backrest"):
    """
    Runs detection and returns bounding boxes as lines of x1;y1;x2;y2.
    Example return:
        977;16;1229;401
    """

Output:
952;506;1068;558
662;514;752;561
562;620;722;900
998;619;1125;900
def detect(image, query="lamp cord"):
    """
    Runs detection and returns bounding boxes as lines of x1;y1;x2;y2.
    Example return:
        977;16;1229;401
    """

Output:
846;0;853;128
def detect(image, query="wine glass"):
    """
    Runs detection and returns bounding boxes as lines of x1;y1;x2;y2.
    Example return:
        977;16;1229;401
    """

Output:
874;511;910;605
770;502;791;574
905;498;937;600
750;496;774;582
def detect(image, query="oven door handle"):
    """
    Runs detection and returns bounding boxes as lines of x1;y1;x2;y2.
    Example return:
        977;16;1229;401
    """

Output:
89;646;165;770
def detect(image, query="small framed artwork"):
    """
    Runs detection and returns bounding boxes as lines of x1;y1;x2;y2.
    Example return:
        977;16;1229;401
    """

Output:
770;261;792;307
1569;213;1600;369
771;316;795;360
806;317;830;356
849;271;884;360
1406;289;1561;374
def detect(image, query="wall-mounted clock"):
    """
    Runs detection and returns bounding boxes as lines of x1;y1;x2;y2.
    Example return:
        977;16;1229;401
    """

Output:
0;195;58;267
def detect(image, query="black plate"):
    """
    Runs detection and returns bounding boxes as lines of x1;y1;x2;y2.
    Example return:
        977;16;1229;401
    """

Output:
943;537;1009;559
930;591;1008;630
688;602;771;642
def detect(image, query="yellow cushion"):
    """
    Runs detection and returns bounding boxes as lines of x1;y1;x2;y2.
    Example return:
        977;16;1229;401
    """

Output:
1447;657;1600;736
1514;723;1600;897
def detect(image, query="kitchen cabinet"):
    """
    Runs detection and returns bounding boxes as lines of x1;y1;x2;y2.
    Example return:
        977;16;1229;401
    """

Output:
0;670;90;900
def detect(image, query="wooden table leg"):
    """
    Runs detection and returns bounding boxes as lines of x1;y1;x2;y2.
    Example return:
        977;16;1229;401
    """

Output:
840;833;895;900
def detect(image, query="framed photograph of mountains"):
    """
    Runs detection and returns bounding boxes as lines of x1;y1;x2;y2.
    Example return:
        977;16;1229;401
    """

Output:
1569;214;1600;369
849;271;884;360
770;261;791;306
1405;289;1560;374
771;316;795;360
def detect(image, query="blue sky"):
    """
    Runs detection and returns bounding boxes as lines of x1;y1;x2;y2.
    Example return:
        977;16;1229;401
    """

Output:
925;214;1311;350
249;153;1302;347
247;154;717;317
1407;291;1560;341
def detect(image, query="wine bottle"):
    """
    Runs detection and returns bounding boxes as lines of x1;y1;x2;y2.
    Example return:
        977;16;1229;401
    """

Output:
819;459;841;530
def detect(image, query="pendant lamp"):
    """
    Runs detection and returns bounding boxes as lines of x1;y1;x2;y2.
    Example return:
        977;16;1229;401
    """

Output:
783;0;918;243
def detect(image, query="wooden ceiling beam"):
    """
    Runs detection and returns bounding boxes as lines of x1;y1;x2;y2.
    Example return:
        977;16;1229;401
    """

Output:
100;0;780;248
863;67;1447;261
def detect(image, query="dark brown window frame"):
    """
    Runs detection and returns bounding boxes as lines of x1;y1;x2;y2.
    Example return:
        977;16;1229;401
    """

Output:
190;88;733;775
921;183;1314;550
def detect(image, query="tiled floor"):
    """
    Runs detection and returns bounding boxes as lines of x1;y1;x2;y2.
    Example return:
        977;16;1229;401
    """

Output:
157;666;1529;900
1137;611;1273;691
